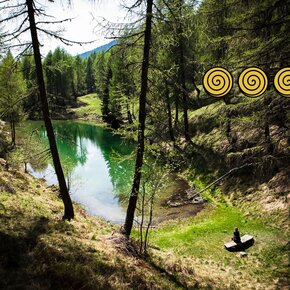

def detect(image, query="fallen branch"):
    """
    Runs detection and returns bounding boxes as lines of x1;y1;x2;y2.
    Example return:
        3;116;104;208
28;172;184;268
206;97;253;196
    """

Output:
197;163;253;195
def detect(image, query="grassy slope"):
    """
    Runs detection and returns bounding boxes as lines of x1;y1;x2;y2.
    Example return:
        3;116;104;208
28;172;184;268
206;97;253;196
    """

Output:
148;204;289;289
69;94;103;121
145;94;289;289
65;93;289;289
3;92;287;289
0;165;182;290
3;167;288;290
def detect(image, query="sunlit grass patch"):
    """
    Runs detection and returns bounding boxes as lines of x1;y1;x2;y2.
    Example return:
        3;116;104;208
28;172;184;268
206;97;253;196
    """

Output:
70;94;102;120
149;204;289;288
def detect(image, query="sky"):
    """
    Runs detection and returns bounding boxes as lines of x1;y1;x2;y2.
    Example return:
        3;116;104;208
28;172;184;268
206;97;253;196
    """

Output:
38;0;129;56
1;0;135;57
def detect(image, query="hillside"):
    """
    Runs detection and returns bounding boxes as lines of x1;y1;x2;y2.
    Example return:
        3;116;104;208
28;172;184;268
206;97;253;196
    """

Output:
0;0;289;288
78;40;116;59
0;161;184;290
0;151;289;289
0;88;289;289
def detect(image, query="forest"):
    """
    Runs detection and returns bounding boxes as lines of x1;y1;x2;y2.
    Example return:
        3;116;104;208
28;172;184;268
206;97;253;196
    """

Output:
0;0;289;289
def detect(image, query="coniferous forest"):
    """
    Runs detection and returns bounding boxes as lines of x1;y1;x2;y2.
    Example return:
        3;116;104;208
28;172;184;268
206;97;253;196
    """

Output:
0;1;289;289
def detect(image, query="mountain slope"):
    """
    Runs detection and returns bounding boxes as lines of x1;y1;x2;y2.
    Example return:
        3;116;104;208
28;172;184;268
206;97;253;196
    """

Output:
78;40;116;58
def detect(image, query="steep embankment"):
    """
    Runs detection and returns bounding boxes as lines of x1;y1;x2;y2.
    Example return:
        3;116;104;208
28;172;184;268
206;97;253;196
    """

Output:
141;92;289;289
184;92;289;221
1;160;289;289
0;162;183;290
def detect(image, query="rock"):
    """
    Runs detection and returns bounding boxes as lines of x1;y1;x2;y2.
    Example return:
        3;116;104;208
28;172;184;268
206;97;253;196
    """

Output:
167;200;184;207
237;251;248;257
186;187;197;199
192;196;204;204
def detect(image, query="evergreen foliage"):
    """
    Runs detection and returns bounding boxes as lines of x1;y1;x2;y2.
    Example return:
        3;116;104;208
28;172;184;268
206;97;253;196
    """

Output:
0;51;26;146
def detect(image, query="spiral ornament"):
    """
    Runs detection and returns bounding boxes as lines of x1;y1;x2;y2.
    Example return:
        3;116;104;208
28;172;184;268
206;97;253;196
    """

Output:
274;68;290;97
238;67;268;97
203;67;233;97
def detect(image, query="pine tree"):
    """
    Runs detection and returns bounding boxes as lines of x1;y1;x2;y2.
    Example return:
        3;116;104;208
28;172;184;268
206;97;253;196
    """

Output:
0;51;26;147
85;56;96;94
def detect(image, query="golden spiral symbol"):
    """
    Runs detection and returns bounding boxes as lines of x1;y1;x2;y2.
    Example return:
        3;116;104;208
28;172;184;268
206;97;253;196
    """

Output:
238;67;268;97
274;68;290;97
203;67;233;97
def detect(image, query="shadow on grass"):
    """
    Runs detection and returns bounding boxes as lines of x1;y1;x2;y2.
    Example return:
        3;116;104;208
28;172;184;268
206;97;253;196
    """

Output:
0;216;49;288
0;216;164;290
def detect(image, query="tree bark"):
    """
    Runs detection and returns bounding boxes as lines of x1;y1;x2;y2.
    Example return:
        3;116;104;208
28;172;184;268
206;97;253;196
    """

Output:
174;87;179;127
177;0;190;142
26;0;74;220
10;112;16;147
123;0;153;237
165;81;175;142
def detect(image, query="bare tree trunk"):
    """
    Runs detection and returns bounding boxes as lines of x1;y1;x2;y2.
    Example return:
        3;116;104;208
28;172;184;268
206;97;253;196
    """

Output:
263;95;273;154
139;184;146;254
177;0;190;142
165;81;175;142
10;113;16;147
144;194;154;253
26;0;74;220
123;0;153;237
174;87;179;127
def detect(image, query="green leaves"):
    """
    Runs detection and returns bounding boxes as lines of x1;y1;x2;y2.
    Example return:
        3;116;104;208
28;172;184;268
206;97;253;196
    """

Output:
0;51;26;120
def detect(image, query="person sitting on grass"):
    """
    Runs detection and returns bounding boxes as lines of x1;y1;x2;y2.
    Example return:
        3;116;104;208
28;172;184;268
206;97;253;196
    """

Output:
232;227;241;244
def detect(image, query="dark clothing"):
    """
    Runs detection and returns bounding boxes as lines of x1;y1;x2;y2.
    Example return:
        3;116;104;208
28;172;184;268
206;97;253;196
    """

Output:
232;229;241;244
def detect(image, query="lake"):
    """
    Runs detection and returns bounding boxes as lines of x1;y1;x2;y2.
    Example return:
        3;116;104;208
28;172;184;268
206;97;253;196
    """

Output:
19;120;135;223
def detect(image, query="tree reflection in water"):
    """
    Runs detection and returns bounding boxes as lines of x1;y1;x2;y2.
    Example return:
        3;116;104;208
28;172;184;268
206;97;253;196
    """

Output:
20;120;135;223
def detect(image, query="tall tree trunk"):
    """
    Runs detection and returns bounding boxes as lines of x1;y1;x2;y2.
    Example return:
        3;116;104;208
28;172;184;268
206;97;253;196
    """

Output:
127;103;133;124
174;87;179;127
123;0;153;237
10;113;16;147
263;95;273;154
12;119;15;147
26;0;74;220
165;81;175;142
177;0;190;142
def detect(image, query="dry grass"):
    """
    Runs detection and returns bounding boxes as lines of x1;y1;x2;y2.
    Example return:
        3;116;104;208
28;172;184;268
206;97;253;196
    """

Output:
0;163;183;290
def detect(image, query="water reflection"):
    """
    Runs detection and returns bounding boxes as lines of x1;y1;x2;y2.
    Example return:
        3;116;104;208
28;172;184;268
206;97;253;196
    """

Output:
22;120;135;223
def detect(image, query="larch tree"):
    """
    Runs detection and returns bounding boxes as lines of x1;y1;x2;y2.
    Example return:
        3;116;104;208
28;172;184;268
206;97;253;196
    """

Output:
123;0;153;237
26;0;74;220
0;0;78;220
0;51;26;147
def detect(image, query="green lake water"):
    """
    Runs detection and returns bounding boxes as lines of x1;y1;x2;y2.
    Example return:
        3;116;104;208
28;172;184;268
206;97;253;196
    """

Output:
20;120;135;223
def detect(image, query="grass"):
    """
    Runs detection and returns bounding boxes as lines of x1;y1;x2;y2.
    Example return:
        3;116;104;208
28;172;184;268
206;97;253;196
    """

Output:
0;165;183;290
148;203;289;289
69;94;102;120
1;163;288;290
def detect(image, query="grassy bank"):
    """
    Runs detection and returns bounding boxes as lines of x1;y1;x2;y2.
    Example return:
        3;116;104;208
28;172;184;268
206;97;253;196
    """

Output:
69;94;103;122
0;163;183;290
1;161;288;289
147;203;289;289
